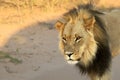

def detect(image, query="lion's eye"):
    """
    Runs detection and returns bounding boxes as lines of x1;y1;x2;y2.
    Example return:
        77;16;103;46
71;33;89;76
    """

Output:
62;37;67;43
75;36;82;43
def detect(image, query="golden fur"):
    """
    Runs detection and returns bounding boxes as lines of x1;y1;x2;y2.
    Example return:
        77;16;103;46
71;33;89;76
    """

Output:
55;9;99;66
55;5;112;80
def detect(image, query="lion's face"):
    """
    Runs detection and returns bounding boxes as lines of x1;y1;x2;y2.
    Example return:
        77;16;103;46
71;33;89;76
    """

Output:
55;10;97;66
60;20;89;64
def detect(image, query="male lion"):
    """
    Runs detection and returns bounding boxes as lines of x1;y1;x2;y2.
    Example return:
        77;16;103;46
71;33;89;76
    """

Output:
55;4;120;80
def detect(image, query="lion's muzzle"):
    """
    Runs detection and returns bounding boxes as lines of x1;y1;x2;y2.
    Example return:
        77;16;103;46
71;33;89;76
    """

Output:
64;51;81;64
65;51;73;57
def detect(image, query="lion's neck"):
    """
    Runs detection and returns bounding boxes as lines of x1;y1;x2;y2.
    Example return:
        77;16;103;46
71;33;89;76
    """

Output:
80;38;97;66
76;26;111;76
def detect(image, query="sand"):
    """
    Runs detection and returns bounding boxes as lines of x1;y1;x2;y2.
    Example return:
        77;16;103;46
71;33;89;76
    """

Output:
0;20;120;80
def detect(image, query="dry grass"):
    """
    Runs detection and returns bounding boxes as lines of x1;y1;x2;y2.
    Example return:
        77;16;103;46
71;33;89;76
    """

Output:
97;0;120;8
0;0;81;10
0;0;82;24
0;0;120;9
0;0;119;24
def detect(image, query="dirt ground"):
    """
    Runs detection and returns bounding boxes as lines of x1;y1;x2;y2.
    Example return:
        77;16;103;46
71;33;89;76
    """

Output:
0;1;120;80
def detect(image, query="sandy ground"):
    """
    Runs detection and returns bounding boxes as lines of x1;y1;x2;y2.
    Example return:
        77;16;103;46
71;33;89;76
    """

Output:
0;22;120;80
0;20;120;80
0;20;89;80
0;7;120;80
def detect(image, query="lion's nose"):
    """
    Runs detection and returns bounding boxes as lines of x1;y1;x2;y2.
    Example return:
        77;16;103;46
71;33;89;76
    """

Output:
65;52;73;57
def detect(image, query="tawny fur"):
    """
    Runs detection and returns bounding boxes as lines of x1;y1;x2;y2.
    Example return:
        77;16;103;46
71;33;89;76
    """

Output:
55;5;113;80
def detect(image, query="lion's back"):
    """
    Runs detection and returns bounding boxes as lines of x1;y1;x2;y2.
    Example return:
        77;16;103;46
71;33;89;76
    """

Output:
100;9;120;56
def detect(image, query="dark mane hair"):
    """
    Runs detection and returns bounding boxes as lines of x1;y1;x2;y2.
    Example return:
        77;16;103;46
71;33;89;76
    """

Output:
64;4;104;20
64;4;112;77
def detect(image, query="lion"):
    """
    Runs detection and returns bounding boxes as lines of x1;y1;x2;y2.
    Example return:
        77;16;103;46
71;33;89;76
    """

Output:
55;4;120;80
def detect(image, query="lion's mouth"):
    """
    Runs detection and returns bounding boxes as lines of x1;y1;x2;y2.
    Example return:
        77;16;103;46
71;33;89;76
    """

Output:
68;58;81;61
65;52;83;64
66;58;81;64
67;60;79;64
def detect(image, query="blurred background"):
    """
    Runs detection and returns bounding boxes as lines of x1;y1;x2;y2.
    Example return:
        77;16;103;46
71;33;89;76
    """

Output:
0;0;120;80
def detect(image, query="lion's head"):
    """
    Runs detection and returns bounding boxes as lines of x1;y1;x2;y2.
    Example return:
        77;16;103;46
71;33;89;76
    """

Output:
55;9;99;66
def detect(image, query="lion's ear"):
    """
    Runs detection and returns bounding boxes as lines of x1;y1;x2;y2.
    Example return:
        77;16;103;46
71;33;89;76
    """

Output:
84;17;95;30
55;21;64;31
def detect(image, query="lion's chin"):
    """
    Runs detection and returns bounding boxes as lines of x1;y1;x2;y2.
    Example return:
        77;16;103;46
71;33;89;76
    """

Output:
67;60;79;65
